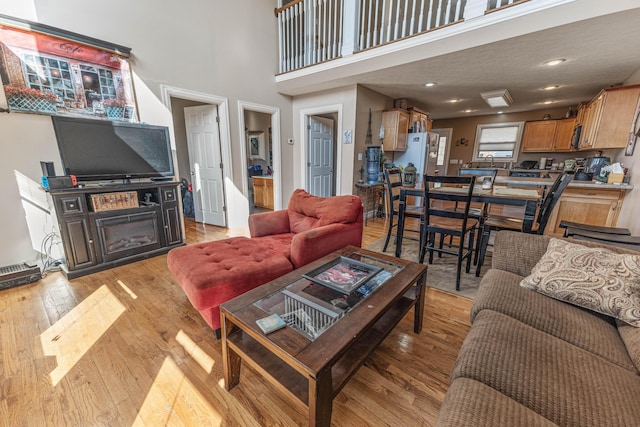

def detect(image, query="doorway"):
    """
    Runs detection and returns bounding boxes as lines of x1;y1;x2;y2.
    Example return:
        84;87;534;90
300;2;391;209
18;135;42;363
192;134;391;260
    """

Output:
299;105;342;195
244;109;274;214
184;104;226;225
162;85;232;228
238;101;282;213
307;115;336;197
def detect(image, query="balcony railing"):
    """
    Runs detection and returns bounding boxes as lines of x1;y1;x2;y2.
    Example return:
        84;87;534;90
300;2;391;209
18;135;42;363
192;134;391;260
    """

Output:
275;0;528;73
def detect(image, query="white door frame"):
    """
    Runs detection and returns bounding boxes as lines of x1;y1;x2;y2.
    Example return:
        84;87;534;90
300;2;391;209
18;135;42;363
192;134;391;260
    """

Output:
299;104;343;194
238;101;283;210
161;85;233;224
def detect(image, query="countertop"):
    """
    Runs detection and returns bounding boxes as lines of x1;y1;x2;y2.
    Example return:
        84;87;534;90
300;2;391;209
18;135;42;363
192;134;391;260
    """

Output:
494;176;633;190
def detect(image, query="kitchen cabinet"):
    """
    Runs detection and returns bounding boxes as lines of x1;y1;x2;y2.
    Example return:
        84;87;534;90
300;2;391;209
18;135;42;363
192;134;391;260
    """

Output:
578;84;640;150
521;118;576;152
544;187;626;237
252;176;274;209
407;107;431;133
382;109;409;151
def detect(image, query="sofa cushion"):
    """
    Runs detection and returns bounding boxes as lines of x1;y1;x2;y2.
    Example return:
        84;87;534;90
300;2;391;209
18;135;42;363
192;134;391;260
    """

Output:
618;319;640;372
520;238;640;327
435;378;558;427
287;189;362;233
472;269;636;372
452;310;640;427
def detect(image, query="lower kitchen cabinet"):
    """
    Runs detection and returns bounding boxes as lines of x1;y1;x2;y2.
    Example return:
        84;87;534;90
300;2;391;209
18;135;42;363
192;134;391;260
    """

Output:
545;187;625;237
252;177;274;209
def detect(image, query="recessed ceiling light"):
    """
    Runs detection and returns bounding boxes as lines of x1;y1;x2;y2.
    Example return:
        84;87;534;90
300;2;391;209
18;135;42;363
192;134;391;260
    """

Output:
424;82;437;87
448;98;461;103
543;59;566;66
543;85;560;90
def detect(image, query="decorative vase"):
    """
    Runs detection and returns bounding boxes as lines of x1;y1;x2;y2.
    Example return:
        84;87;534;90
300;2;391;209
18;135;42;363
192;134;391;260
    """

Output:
365;146;381;184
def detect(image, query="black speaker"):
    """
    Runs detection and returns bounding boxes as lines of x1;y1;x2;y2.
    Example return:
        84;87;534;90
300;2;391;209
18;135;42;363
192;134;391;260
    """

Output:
40;161;56;177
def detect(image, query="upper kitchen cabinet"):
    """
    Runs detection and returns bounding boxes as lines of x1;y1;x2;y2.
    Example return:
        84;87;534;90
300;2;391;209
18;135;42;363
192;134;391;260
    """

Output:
578;84;640;150
407;107;431;133
382;109;409;151
521;118;576;152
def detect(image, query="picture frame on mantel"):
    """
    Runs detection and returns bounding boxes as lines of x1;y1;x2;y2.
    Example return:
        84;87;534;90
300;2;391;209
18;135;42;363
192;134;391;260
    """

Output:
248;130;266;160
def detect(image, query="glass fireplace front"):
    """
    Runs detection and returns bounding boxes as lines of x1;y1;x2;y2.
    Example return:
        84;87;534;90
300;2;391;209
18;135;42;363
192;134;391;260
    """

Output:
95;211;162;262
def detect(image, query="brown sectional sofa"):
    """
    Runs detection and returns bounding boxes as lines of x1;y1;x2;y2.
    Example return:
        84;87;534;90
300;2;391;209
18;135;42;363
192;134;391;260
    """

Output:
436;231;640;427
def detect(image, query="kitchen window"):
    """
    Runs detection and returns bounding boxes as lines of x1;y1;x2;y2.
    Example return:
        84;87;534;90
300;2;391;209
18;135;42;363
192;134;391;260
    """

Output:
472;122;524;163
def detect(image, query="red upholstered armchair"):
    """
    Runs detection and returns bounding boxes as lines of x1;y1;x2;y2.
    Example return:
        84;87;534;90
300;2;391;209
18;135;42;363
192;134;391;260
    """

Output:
167;189;363;334
249;189;364;268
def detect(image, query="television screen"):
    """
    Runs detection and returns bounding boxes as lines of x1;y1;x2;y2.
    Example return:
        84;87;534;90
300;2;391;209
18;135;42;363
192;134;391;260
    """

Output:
51;116;174;182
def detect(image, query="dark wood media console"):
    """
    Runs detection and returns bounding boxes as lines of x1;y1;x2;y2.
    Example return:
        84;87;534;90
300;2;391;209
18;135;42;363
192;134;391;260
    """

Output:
49;181;185;279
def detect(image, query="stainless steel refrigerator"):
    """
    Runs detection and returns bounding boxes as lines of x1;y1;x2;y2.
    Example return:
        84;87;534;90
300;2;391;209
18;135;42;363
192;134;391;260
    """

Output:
394;132;440;184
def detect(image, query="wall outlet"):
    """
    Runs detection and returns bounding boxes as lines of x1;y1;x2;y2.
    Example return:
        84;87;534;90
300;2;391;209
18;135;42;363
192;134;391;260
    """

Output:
358;153;362;161
449;159;457;164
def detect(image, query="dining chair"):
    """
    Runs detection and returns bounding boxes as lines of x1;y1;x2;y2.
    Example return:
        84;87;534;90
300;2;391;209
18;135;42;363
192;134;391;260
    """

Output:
456;168;498;264
564;228;640;252
558;220;631;237
419;175;478;291
382;168;424;254
475;172;573;275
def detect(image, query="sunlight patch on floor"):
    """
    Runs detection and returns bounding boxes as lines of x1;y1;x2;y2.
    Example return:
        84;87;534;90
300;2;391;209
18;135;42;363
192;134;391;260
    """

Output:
176;329;214;373
117;279;137;299
133;356;221;426
40;284;126;386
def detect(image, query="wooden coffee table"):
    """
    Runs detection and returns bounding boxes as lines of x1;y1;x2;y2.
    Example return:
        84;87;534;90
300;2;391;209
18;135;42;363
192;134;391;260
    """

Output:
220;245;428;427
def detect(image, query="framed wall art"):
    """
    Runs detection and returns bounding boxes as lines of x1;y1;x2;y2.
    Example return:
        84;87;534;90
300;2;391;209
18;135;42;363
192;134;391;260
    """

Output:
0;14;137;121
248;130;266;160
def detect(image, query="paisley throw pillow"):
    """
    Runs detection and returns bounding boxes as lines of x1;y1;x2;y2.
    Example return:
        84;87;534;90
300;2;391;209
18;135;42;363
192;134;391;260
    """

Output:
520;238;640;327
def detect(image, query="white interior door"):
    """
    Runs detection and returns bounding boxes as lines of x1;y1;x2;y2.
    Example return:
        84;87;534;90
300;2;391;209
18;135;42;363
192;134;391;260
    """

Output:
307;116;334;197
185;105;226;226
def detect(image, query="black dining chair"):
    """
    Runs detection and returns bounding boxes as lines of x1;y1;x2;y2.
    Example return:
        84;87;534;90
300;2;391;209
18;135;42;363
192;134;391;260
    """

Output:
475;172;573;275
456;168;498;264
419;175;478;291
564;228;640;252
382;168;424;254
558;220;631;237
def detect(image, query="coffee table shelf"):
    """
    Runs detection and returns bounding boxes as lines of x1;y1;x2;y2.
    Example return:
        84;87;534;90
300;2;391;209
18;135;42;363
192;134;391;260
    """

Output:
226;293;417;409
221;246;427;426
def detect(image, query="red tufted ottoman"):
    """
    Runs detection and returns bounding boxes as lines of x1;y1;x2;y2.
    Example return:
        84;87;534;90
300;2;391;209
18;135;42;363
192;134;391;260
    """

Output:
167;236;294;334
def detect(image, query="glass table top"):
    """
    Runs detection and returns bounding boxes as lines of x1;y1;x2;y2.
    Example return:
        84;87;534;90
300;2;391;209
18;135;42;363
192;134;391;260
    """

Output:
254;252;404;341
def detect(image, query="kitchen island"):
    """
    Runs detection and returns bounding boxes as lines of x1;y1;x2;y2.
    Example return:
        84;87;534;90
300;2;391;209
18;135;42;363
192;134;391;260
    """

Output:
491;175;633;237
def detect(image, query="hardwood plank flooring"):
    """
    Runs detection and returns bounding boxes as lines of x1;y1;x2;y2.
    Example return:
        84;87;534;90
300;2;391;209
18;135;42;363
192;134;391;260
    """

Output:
0;217;472;427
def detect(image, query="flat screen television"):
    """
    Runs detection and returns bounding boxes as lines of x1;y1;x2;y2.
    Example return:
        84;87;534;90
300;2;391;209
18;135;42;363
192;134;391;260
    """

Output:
51;116;174;182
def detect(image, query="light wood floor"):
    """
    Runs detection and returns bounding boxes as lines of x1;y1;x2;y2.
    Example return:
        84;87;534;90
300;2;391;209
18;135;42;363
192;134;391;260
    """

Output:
0;217;472;427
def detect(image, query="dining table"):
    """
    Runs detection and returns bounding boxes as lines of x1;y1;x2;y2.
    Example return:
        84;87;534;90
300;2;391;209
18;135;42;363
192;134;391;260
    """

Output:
395;184;541;258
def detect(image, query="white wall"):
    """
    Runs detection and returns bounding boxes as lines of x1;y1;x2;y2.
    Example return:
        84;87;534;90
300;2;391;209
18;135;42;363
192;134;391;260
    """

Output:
0;0;292;266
